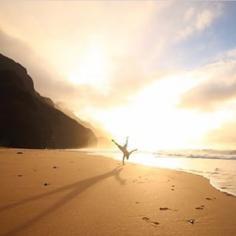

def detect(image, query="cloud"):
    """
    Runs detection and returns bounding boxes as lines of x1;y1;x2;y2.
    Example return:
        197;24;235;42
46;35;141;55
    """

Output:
184;7;195;21
180;80;236;111
144;2;223;65
196;9;216;30
0;2;227;118
0;2;167;110
179;55;236;111
205;120;236;149
176;4;222;41
0;25;172;118
0;27;82;102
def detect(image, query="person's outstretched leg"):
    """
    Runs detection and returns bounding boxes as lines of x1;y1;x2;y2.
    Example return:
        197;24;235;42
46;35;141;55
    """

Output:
122;154;125;165
128;149;138;159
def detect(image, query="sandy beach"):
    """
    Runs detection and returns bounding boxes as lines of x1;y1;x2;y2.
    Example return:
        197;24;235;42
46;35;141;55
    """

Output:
0;148;236;236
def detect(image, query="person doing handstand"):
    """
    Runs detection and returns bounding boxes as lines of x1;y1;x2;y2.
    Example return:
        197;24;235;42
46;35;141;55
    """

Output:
112;137;137;165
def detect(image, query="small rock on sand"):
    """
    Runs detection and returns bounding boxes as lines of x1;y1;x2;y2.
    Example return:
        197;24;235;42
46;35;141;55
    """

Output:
187;219;195;224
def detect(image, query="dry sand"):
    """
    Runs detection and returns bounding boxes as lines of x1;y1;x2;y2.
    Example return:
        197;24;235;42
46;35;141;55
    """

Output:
0;148;235;236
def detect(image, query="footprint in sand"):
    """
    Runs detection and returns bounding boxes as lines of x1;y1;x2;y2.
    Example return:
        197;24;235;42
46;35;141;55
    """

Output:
17;174;23;177
171;184;175;191
53;166;58;169
142;217;159;226
152;221;160;226
160;207;169;211
206;197;216;201
159;207;178;212
44;183;50;186
195;205;204;210
16;152;23;154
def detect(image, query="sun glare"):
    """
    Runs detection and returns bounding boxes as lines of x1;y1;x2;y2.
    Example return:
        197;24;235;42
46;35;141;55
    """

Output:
68;40;111;90
92;75;234;151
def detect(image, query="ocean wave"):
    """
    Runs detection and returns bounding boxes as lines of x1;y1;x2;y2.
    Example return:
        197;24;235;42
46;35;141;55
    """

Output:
154;151;236;160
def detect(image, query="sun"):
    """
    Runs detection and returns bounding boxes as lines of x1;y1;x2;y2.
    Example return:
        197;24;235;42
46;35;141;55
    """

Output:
68;40;111;90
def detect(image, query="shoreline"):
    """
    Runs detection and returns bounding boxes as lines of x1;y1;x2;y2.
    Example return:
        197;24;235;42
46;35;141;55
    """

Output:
0;148;236;235
77;149;236;197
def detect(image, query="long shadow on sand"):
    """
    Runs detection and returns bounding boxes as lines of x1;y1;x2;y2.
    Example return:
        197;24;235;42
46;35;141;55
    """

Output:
0;165;126;236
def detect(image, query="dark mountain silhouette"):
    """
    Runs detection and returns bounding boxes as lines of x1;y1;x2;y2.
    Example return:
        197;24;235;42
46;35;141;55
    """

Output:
0;53;97;148
56;105;113;148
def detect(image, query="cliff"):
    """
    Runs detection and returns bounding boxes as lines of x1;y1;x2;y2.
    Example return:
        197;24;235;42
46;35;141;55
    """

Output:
0;53;97;148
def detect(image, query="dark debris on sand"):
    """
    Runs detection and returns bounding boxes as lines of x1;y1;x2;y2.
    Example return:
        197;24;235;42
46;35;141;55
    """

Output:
160;207;169;211
142;216;160;227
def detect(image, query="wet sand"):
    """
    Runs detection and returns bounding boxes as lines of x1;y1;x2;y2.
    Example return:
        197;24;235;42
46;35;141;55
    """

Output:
0;148;236;236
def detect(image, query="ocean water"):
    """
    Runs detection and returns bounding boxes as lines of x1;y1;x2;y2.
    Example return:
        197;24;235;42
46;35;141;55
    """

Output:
78;148;236;197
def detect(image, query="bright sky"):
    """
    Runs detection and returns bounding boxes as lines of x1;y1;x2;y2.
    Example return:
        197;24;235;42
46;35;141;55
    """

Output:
1;1;236;150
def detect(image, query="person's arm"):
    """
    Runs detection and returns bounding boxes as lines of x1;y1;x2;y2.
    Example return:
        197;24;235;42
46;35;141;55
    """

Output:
112;139;119;147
